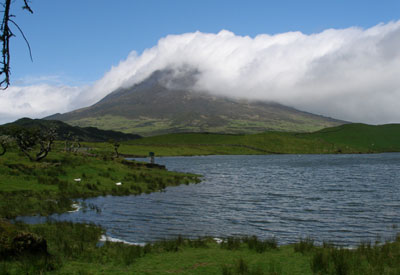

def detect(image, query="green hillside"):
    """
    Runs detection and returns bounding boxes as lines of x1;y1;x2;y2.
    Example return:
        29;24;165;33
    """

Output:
299;123;400;152
122;123;400;156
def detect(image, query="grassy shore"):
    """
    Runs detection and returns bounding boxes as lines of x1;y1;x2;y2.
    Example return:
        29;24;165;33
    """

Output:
0;146;200;218
1;220;400;274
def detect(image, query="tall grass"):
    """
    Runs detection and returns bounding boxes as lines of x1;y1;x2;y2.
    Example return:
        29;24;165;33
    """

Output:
2;219;400;274
293;237;315;254
221;236;278;253
221;257;270;275
242;235;278;253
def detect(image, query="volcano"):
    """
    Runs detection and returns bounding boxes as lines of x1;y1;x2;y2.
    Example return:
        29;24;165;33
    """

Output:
46;69;345;136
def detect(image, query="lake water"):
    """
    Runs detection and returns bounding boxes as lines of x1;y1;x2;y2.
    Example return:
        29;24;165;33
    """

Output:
22;153;400;246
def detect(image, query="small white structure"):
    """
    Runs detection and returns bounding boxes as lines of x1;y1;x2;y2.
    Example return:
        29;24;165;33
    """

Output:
213;238;223;244
68;203;81;213
115;182;122;186
74;178;81;182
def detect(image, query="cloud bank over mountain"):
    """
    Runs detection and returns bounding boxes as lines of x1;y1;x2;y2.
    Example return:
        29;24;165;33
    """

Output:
2;20;400;124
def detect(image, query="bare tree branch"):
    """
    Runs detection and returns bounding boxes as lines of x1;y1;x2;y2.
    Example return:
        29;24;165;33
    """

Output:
11;125;57;161
9;19;32;61
0;0;33;89
0;0;13;89
22;0;33;14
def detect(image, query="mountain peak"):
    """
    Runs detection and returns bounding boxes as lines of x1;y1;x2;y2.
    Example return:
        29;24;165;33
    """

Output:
45;69;345;136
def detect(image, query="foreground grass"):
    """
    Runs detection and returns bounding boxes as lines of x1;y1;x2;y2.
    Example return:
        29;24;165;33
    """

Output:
0;148;199;218
1;220;400;274
0;221;303;274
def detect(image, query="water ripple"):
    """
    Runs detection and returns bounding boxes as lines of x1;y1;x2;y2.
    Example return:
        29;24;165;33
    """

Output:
24;153;400;246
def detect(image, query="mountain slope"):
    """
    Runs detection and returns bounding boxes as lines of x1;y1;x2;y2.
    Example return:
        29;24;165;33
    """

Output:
46;69;345;136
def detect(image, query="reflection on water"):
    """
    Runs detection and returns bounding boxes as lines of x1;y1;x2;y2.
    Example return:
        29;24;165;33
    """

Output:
20;153;400;245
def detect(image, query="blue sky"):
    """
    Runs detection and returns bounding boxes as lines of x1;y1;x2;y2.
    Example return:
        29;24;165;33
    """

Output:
11;0;400;85
2;0;400;124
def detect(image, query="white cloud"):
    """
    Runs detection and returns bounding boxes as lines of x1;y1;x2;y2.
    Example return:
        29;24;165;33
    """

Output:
0;84;85;124
2;20;400;124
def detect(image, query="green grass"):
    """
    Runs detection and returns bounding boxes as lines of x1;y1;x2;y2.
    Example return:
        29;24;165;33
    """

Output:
122;132;330;156
122;123;400;156
299;123;400;152
2;220;400;274
0;146;200;218
0;220;312;274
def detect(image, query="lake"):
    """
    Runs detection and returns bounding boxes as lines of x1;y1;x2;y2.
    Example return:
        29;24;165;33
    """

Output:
22;153;400;246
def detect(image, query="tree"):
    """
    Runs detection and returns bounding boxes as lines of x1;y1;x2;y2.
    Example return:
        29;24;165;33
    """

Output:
1;0;33;89
10;125;57;161
64;132;81;153
64;132;73;152
108;139;120;158
0;134;12;156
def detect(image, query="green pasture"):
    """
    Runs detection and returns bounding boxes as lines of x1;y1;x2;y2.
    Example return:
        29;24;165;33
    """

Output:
122;123;400;156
